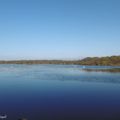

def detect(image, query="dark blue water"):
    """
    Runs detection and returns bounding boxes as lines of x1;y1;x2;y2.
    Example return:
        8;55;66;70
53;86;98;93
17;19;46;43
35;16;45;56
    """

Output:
0;64;120;120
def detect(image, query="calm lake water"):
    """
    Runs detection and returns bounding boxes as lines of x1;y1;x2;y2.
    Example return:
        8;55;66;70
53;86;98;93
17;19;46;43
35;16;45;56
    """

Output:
0;64;120;120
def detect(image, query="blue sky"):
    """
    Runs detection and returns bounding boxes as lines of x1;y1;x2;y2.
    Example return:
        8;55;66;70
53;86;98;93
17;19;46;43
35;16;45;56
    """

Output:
0;0;120;60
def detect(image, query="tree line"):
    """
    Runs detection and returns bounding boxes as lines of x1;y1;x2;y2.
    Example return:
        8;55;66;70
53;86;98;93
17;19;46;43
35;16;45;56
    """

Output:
79;55;120;66
0;55;119;66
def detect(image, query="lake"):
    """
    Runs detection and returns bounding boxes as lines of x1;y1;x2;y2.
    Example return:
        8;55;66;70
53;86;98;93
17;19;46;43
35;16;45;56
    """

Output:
0;64;120;120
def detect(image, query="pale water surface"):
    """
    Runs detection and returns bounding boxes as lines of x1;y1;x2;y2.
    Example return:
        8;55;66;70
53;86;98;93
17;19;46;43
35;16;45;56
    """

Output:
0;64;120;120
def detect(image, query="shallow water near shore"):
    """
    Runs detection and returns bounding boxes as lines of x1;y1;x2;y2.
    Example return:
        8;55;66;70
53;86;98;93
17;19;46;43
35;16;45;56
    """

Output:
0;64;120;120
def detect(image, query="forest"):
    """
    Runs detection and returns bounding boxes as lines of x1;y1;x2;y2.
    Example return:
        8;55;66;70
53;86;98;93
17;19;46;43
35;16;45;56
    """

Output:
79;56;120;66
0;56;120;66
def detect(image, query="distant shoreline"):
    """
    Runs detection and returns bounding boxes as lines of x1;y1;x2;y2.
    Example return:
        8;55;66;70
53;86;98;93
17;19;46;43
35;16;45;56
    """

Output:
0;55;120;66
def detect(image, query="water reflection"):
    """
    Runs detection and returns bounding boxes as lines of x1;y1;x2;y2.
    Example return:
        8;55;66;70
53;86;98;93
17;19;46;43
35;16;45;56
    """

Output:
82;68;120;73
0;64;120;84
0;64;120;120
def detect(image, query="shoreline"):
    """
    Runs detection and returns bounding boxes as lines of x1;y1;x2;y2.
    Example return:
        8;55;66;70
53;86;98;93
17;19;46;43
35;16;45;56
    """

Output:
0;55;119;66
0;61;119;66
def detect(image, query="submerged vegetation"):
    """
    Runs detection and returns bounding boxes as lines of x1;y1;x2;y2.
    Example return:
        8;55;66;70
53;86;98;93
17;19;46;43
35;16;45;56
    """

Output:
0;56;120;66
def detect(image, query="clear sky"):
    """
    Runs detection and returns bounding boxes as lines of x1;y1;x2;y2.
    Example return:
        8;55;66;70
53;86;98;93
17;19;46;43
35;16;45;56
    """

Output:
0;0;120;60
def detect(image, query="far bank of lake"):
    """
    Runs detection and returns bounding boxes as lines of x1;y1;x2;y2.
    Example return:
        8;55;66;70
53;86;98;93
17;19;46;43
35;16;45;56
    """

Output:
0;55;120;66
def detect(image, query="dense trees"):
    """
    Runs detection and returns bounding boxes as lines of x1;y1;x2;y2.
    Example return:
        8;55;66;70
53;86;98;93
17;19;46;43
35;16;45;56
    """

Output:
79;56;120;66
0;60;74;65
0;56;119;66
